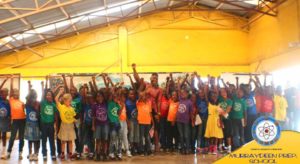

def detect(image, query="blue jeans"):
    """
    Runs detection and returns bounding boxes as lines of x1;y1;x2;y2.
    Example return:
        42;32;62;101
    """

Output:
159;117;167;149
7;119;26;153
196;117;208;148
176;122;191;151
41;122;55;156
232;119;244;150
139;124;151;153
109;123;122;155
245;114;257;143
81;123;94;153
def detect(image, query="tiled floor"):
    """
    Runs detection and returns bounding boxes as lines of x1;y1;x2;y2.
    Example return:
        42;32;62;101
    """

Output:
0;141;223;164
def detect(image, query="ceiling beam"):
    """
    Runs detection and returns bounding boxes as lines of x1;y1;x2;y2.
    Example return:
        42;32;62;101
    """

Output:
211;0;277;17
0;0;82;25
56;0;79;35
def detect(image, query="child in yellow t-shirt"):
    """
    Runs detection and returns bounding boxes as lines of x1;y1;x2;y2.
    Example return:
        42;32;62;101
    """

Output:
55;88;76;160
274;86;288;129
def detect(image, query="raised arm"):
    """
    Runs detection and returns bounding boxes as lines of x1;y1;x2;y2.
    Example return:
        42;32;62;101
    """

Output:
126;73;136;91
236;76;239;90
70;74;75;89
55;87;64;105
89;81;96;94
9;75;13;98
92;76;99;92
62;74;69;93
41;80;45;101
0;76;9;90
204;84;209;103
101;74;109;89
28;80;32;93
131;63;140;83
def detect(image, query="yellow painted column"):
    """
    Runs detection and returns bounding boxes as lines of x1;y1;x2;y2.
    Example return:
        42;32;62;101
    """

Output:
118;26;128;80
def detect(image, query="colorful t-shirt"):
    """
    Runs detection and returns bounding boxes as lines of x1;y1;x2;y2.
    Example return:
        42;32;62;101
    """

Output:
40;100;57;123
119;105;127;121
255;94;263;113
218;97;233;119
83;103;93;125
160;96;170;118
71;97;82;114
0;99;10;119
230;96;247;119
244;92;257;116
107;101;121;123
9;98;25;120
137;100;152;125
196;97;208;119
125;98;138;120
57;103;76;124
25;105;39;123
92;103;108;125
274;95;288;121
261;96;274;113
176;99;192;124
167;100;179;122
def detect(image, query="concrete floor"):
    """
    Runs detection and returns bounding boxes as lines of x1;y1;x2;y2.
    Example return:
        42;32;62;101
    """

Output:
0;141;223;164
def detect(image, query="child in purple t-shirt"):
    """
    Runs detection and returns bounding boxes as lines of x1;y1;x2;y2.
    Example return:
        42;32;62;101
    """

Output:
176;89;194;154
92;91;109;161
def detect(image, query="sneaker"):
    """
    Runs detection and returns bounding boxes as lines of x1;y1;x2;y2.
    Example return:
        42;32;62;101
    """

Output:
4;152;10;160
19;152;23;160
227;145;232;153
1;151;7;159
126;150;132;157
33;154;38;161
88;153;94;160
69;153;76;161
43;155;47;160
76;152;81;159
60;153;65;161
28;154;33;161
109;153;115;160
51;155;57;160
117;153;122;160
212;145;217;155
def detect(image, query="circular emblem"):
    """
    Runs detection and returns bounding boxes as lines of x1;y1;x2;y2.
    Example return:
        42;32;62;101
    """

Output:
29;111;38;121
0;108;8;117
87;109;92;119
44;105;54;115
178;104;187;113
131;108;137;118
252;116;281;146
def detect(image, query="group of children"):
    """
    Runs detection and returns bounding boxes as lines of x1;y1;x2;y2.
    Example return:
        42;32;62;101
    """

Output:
0;64;295;161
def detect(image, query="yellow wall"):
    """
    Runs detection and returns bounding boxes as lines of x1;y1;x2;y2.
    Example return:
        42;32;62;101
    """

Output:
249;0;300;72
0;10;249;77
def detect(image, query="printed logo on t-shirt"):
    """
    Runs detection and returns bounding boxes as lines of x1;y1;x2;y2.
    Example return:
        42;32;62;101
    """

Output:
96;108;107;121
0;107;8;117
44;105;54;115
87;109;92;119
111;107;118;117
131;109;137;118
219;102;227;110
29;111;38;121
234;103;242;112
178;104;187;113
246;98;254;107
64;110;74;121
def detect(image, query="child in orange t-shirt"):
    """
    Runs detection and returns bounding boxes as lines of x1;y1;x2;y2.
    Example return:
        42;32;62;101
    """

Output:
137;91;153;156
166;91;179;151
6;77;26;160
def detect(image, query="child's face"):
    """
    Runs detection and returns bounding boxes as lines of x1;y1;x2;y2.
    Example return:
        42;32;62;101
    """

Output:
171;91;178;101
64;98;72;106
150;75;158;86
128;90;135;100
139;92;146;101
96;94;104;104
70;87;77;98
180;90;188;99
210;92;218;103
0;89;8;100
237;89;244;98
13;89;20;99
220;88;227;99
198;89;205;99
87;95;94;104
191;94;197;103
46;92;53;102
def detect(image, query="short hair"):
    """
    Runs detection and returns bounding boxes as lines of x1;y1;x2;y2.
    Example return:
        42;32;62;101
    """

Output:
151;73;158;77
63;93;72;101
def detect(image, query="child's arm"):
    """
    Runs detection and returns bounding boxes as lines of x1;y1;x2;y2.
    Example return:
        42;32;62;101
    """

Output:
180;73;189;88
263;73;267;88
0;76;9;90
236;76;239;90
41;80;45;101
89;81;96;94
126;73;136;91
166;77;171;98
62;74;69;93
101;74;109;89
55;87;64;106
70;74;75;89
28;80;32;93
92;76;99;92
9;75;13;98
131;63;140;83
204;84;209;103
